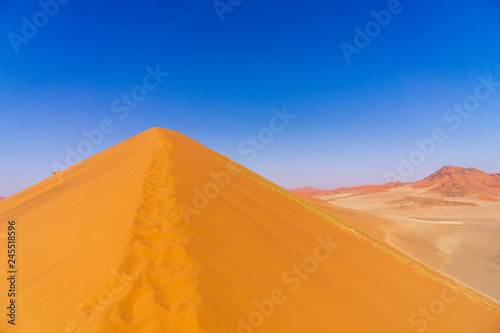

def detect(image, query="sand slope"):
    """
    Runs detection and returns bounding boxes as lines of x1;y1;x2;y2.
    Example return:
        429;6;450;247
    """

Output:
1;128;499;332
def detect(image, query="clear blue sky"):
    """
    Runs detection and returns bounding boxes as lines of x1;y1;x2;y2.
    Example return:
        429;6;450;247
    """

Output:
1;0;500;196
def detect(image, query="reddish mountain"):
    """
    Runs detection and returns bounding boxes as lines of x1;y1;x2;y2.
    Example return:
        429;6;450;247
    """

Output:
0;196;5;201
299;166;499;203
291;186;327;195
412;166;500;201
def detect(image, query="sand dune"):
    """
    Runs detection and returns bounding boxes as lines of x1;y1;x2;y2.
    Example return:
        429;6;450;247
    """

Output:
1;128;499;332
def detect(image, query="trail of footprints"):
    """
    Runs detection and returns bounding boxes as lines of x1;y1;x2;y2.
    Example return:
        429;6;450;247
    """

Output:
99;133;203;332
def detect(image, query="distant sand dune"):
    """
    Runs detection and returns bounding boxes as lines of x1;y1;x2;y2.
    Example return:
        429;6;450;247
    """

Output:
385;196;479;209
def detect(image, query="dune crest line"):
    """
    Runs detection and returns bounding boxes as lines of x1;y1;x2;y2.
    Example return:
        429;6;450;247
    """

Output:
98;130;204;332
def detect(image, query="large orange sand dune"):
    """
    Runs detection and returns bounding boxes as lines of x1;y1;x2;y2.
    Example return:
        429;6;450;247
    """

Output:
1;128;499;332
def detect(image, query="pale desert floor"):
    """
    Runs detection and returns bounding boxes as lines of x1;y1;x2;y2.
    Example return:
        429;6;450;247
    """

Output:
318;187;500;303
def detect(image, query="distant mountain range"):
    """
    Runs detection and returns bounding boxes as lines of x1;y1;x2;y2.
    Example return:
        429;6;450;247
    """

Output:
293;166;500;202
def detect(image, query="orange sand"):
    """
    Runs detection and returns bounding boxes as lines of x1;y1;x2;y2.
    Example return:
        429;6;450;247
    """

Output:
1;128;499;332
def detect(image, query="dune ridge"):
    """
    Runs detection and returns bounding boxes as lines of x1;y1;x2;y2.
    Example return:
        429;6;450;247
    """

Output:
98;130;203;332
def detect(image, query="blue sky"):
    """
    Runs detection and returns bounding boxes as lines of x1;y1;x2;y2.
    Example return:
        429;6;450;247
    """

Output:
1;0;500;196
